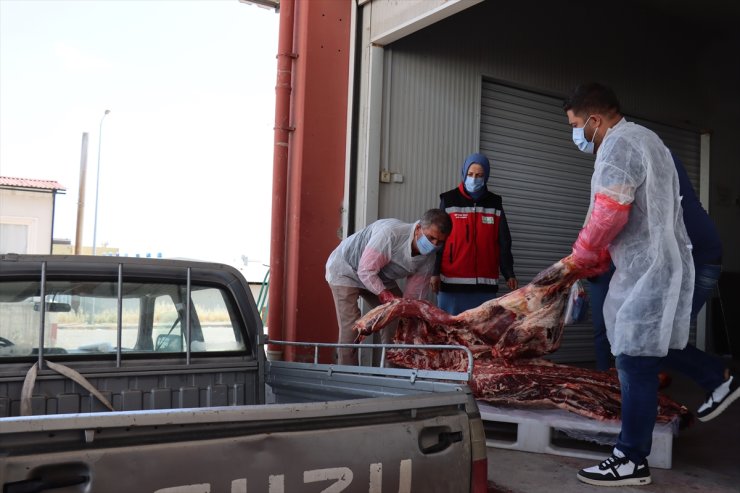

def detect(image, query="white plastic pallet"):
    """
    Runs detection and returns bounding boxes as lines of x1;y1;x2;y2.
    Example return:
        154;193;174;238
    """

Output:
478;402;676;469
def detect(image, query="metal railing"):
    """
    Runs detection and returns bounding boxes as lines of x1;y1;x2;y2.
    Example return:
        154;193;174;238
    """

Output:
267;339;474;382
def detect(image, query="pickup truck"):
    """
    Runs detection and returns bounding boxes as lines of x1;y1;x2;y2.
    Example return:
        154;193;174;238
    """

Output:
0;254;488;492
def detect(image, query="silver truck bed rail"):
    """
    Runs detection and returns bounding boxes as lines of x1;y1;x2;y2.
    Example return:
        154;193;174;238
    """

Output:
267;340;474;383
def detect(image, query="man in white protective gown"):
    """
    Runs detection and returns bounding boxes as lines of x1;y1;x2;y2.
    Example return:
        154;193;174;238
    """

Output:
559;83;695;487
325;209;451;365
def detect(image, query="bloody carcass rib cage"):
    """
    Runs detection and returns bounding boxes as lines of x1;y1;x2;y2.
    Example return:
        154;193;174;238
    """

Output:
353;260;690;424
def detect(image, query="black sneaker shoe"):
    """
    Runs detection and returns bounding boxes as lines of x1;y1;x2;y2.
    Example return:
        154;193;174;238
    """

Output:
697;374;740;422
577;449;651;486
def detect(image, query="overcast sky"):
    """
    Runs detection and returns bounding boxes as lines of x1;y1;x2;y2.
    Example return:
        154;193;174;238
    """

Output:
0;0;278;278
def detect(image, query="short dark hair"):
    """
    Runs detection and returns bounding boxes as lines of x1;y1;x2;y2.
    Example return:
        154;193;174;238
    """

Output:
563;83;621;118
420;208;452;235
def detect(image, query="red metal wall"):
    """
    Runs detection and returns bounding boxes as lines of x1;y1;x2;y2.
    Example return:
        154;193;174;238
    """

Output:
281;0;351;361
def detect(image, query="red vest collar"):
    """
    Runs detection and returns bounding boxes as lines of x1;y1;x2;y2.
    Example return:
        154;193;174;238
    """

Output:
457;182;472;199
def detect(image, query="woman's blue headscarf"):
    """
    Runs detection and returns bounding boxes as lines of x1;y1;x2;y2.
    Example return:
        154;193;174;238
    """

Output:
460;152;490;200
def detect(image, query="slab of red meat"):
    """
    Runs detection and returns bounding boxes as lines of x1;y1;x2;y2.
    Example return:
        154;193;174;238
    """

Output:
353;260;691;424
355;260;582;361
470;360;688;424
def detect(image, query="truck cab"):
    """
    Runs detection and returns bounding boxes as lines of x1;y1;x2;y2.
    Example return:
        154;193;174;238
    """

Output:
0;254;488;492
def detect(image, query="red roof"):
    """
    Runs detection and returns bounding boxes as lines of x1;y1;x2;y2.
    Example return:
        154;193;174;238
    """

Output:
0;176;66;191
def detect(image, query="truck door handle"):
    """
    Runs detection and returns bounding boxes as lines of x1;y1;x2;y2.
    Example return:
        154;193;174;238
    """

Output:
420;431;463;454
4;475;88;493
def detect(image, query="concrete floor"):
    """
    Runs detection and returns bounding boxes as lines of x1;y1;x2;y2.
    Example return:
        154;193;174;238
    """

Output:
485;358;740;493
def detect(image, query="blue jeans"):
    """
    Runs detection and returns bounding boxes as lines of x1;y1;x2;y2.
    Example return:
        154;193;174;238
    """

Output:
590;262;725;391
664;263;725;392
689;263;722;321
615;354;662;464
588;265;615;371
437;290;497;315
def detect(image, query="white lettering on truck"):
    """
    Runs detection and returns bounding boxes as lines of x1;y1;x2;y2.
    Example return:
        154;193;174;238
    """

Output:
369;463;382;493
269;474;284;492
369;460;411;493
304;467;353;492
152;460;412;493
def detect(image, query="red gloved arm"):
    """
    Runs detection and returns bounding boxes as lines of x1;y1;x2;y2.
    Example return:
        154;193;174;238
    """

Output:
570;192;631;269
378;290;398;304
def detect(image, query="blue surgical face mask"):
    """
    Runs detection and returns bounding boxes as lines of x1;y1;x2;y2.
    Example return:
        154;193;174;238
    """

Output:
464;176;485;193
572;116;597;154
416;231;441;255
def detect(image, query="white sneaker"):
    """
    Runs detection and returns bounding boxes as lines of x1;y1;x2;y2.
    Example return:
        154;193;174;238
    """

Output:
697;374;740;422
577;448;652;486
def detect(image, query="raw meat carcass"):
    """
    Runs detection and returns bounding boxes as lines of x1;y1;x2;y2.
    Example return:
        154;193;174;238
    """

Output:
355;263;578;362
469;359;688;424
353;258;691;424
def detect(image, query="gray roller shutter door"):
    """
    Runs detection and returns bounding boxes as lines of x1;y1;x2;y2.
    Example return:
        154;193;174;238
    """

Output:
479;81;700;363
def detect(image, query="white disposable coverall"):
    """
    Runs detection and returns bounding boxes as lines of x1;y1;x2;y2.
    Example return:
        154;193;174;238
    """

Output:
325;219;434;299
593;118;694;357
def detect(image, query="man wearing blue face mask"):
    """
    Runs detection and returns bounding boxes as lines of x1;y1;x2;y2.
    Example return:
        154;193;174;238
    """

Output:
431;152;518;315
560;82;695;487
325;208;452;365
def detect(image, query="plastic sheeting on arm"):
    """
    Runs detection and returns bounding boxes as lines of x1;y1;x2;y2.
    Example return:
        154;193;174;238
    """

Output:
404;272;431;299
570;192;631;270
357;247;392;294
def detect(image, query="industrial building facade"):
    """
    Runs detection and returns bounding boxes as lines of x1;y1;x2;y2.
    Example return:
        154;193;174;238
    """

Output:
264;0;739;362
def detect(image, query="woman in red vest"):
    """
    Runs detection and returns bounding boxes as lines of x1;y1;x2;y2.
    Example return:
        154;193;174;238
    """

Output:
431;152;518;315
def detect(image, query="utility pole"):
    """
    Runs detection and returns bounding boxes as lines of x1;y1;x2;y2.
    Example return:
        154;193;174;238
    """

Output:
74;132;89;255
92;109;111;255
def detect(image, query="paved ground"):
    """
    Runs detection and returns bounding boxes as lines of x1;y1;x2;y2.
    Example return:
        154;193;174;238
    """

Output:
485;358;740;492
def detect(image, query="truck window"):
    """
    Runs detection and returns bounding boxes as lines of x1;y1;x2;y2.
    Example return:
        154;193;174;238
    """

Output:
151;286;246;353
0;280;245;358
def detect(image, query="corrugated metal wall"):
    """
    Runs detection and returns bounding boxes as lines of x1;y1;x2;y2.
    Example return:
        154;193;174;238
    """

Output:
377;3;706;227
377;48;480;219
479;82;593;362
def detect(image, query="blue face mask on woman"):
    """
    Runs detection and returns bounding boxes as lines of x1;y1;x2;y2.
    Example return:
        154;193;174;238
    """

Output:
464;176;485;193
572;116;597;154
416;231;440;255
